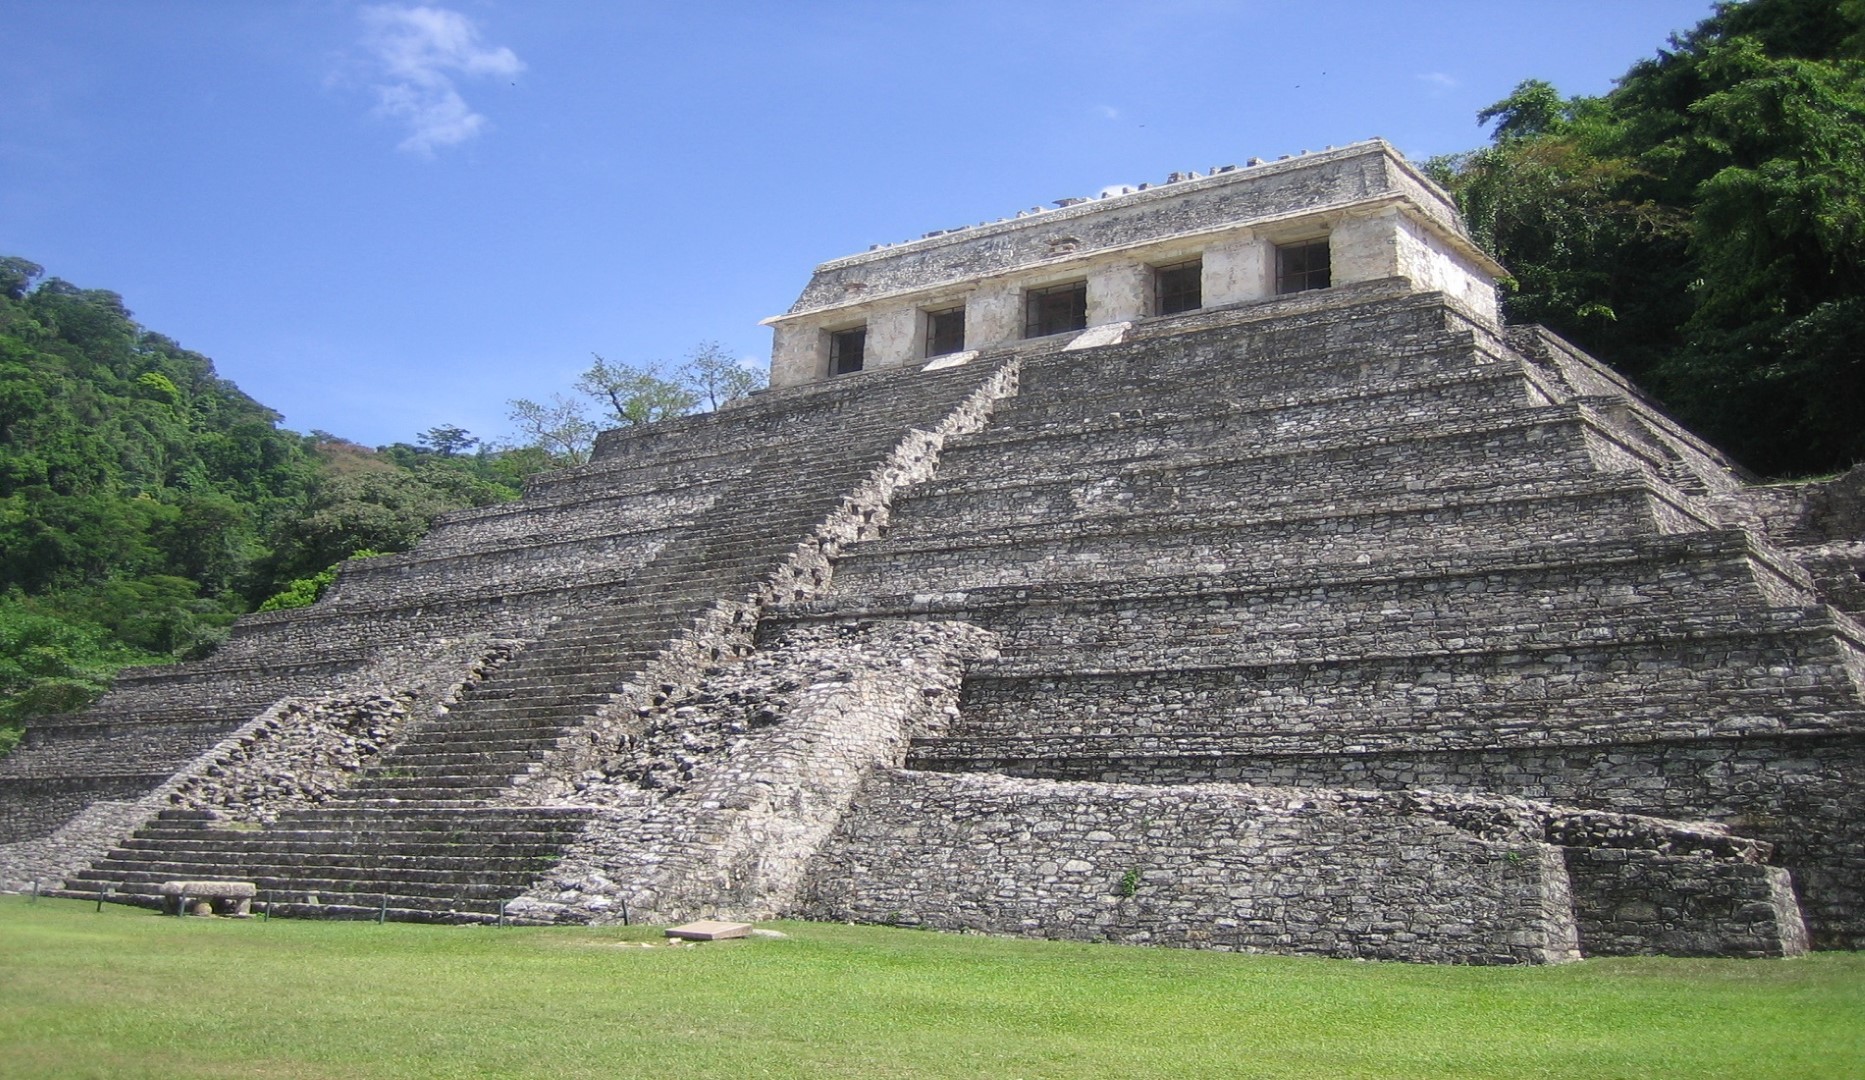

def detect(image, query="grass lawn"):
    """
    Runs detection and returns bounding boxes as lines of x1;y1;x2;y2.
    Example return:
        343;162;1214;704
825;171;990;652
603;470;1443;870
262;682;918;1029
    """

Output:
2;895;1861;1079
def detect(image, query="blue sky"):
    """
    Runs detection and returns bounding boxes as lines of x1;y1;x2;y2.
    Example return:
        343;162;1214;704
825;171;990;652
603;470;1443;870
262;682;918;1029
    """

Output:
3;0;1718;449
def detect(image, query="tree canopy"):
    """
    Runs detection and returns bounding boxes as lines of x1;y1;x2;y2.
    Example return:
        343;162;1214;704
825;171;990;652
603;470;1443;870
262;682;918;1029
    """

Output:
506;343;768;460
1429;0;1865;477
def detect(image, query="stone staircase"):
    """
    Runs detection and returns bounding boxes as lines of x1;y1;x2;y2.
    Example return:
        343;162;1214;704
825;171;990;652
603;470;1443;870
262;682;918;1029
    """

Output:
775;291;1865;949
30;355;1014;918
66;806;593;921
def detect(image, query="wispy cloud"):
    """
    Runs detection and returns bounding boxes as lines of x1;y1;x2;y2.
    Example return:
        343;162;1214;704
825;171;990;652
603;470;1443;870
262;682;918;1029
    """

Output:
355;5;523;155
1416;72;1459;97
1097;104;1122;121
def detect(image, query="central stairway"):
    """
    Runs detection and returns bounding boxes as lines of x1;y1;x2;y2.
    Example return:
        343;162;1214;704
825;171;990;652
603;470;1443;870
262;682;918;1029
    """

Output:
54;355;1014;920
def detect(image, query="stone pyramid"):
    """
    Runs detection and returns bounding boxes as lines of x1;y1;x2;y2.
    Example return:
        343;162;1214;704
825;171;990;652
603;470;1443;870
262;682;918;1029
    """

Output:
3;141;1859;963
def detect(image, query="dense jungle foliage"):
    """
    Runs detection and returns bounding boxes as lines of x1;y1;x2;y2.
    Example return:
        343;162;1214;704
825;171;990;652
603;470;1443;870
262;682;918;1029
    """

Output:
0;256;547;746
1428;0;1865;478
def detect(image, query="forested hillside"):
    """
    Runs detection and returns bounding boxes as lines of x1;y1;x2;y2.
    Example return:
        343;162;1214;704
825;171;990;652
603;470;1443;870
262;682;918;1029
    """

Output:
1429;0;1864;478
0;257;544;748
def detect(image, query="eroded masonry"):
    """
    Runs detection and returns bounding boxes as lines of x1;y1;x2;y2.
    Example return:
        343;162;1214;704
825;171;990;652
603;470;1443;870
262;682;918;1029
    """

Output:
4;140;1862;963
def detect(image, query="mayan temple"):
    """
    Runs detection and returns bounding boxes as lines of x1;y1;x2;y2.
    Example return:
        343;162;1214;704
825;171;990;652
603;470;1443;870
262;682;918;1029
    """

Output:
3;140;1861;963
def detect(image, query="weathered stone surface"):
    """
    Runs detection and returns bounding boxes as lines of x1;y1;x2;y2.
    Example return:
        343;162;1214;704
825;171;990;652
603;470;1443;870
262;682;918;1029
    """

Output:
508;620;996;925
159;879;256;917
3;145;1859;963
666;920;752;941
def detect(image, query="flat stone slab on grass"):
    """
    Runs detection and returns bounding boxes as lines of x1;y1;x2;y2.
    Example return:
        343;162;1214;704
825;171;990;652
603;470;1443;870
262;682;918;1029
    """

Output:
665;920;753;941
159;880;257;917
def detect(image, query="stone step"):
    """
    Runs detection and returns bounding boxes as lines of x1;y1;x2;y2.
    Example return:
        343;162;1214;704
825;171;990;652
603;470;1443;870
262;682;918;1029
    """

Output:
939;675;1865;742
827;474;1697;594
915;402;1595;496
374;749;544;769
390;713;576;737
335;785;507;801
451;680;619;702
388;715;577;738
106;833;564;859
113;826;582;851
73;860;557;891
888;407;1606;536
907;708;1865;783
955;609;1865;736
348;766;529;787
998;333;1504;425
1011;302;1481;401
68;870;547;905
332;795;504;809
799;532;1806;659
409;705;597;730
95;826;567;853
52;888;523;923
958;360;1529;468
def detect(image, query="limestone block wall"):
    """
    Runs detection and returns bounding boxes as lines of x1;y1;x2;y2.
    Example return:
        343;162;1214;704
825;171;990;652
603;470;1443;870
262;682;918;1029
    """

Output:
1390;211;1501;324
1563;847;1806;958
1199;235;1273;307
0;776;168;848
929;735;1863;950
801;772;1803;962
800;773;1582;964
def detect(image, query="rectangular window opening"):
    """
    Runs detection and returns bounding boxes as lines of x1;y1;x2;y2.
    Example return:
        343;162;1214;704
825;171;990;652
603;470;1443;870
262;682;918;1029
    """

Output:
1154;259;1203;315
925;306;966;357
829;326;866;376
1276;238;1331;294
1024;281;1088;338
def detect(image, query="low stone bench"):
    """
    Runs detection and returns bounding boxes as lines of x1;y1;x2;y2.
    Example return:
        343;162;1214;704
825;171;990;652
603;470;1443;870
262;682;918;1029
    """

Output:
159;880;256;917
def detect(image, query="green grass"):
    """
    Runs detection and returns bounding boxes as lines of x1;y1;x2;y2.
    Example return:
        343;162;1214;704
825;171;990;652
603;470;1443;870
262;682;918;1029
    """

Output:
2;896;1861;1079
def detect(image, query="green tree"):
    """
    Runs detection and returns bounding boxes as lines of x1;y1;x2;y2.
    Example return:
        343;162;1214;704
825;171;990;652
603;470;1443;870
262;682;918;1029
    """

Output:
681;341;767;411
418;424;478;457
1429;0;1865;475
575;354;699;427
263;466;462;584
506;394;598;464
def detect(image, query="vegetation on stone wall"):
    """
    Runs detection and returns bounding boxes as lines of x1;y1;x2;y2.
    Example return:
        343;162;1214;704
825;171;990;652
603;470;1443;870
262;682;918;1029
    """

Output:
1428;0;1865;477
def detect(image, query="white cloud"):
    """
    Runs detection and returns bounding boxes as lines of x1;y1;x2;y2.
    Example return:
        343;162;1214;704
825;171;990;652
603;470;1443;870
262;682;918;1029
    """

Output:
1097;104;1122;121
1416;72;1459;96
356;5;523;155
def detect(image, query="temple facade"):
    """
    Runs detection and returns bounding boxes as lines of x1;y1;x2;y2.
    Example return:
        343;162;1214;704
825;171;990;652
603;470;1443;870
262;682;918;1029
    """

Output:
765;140;1502;387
